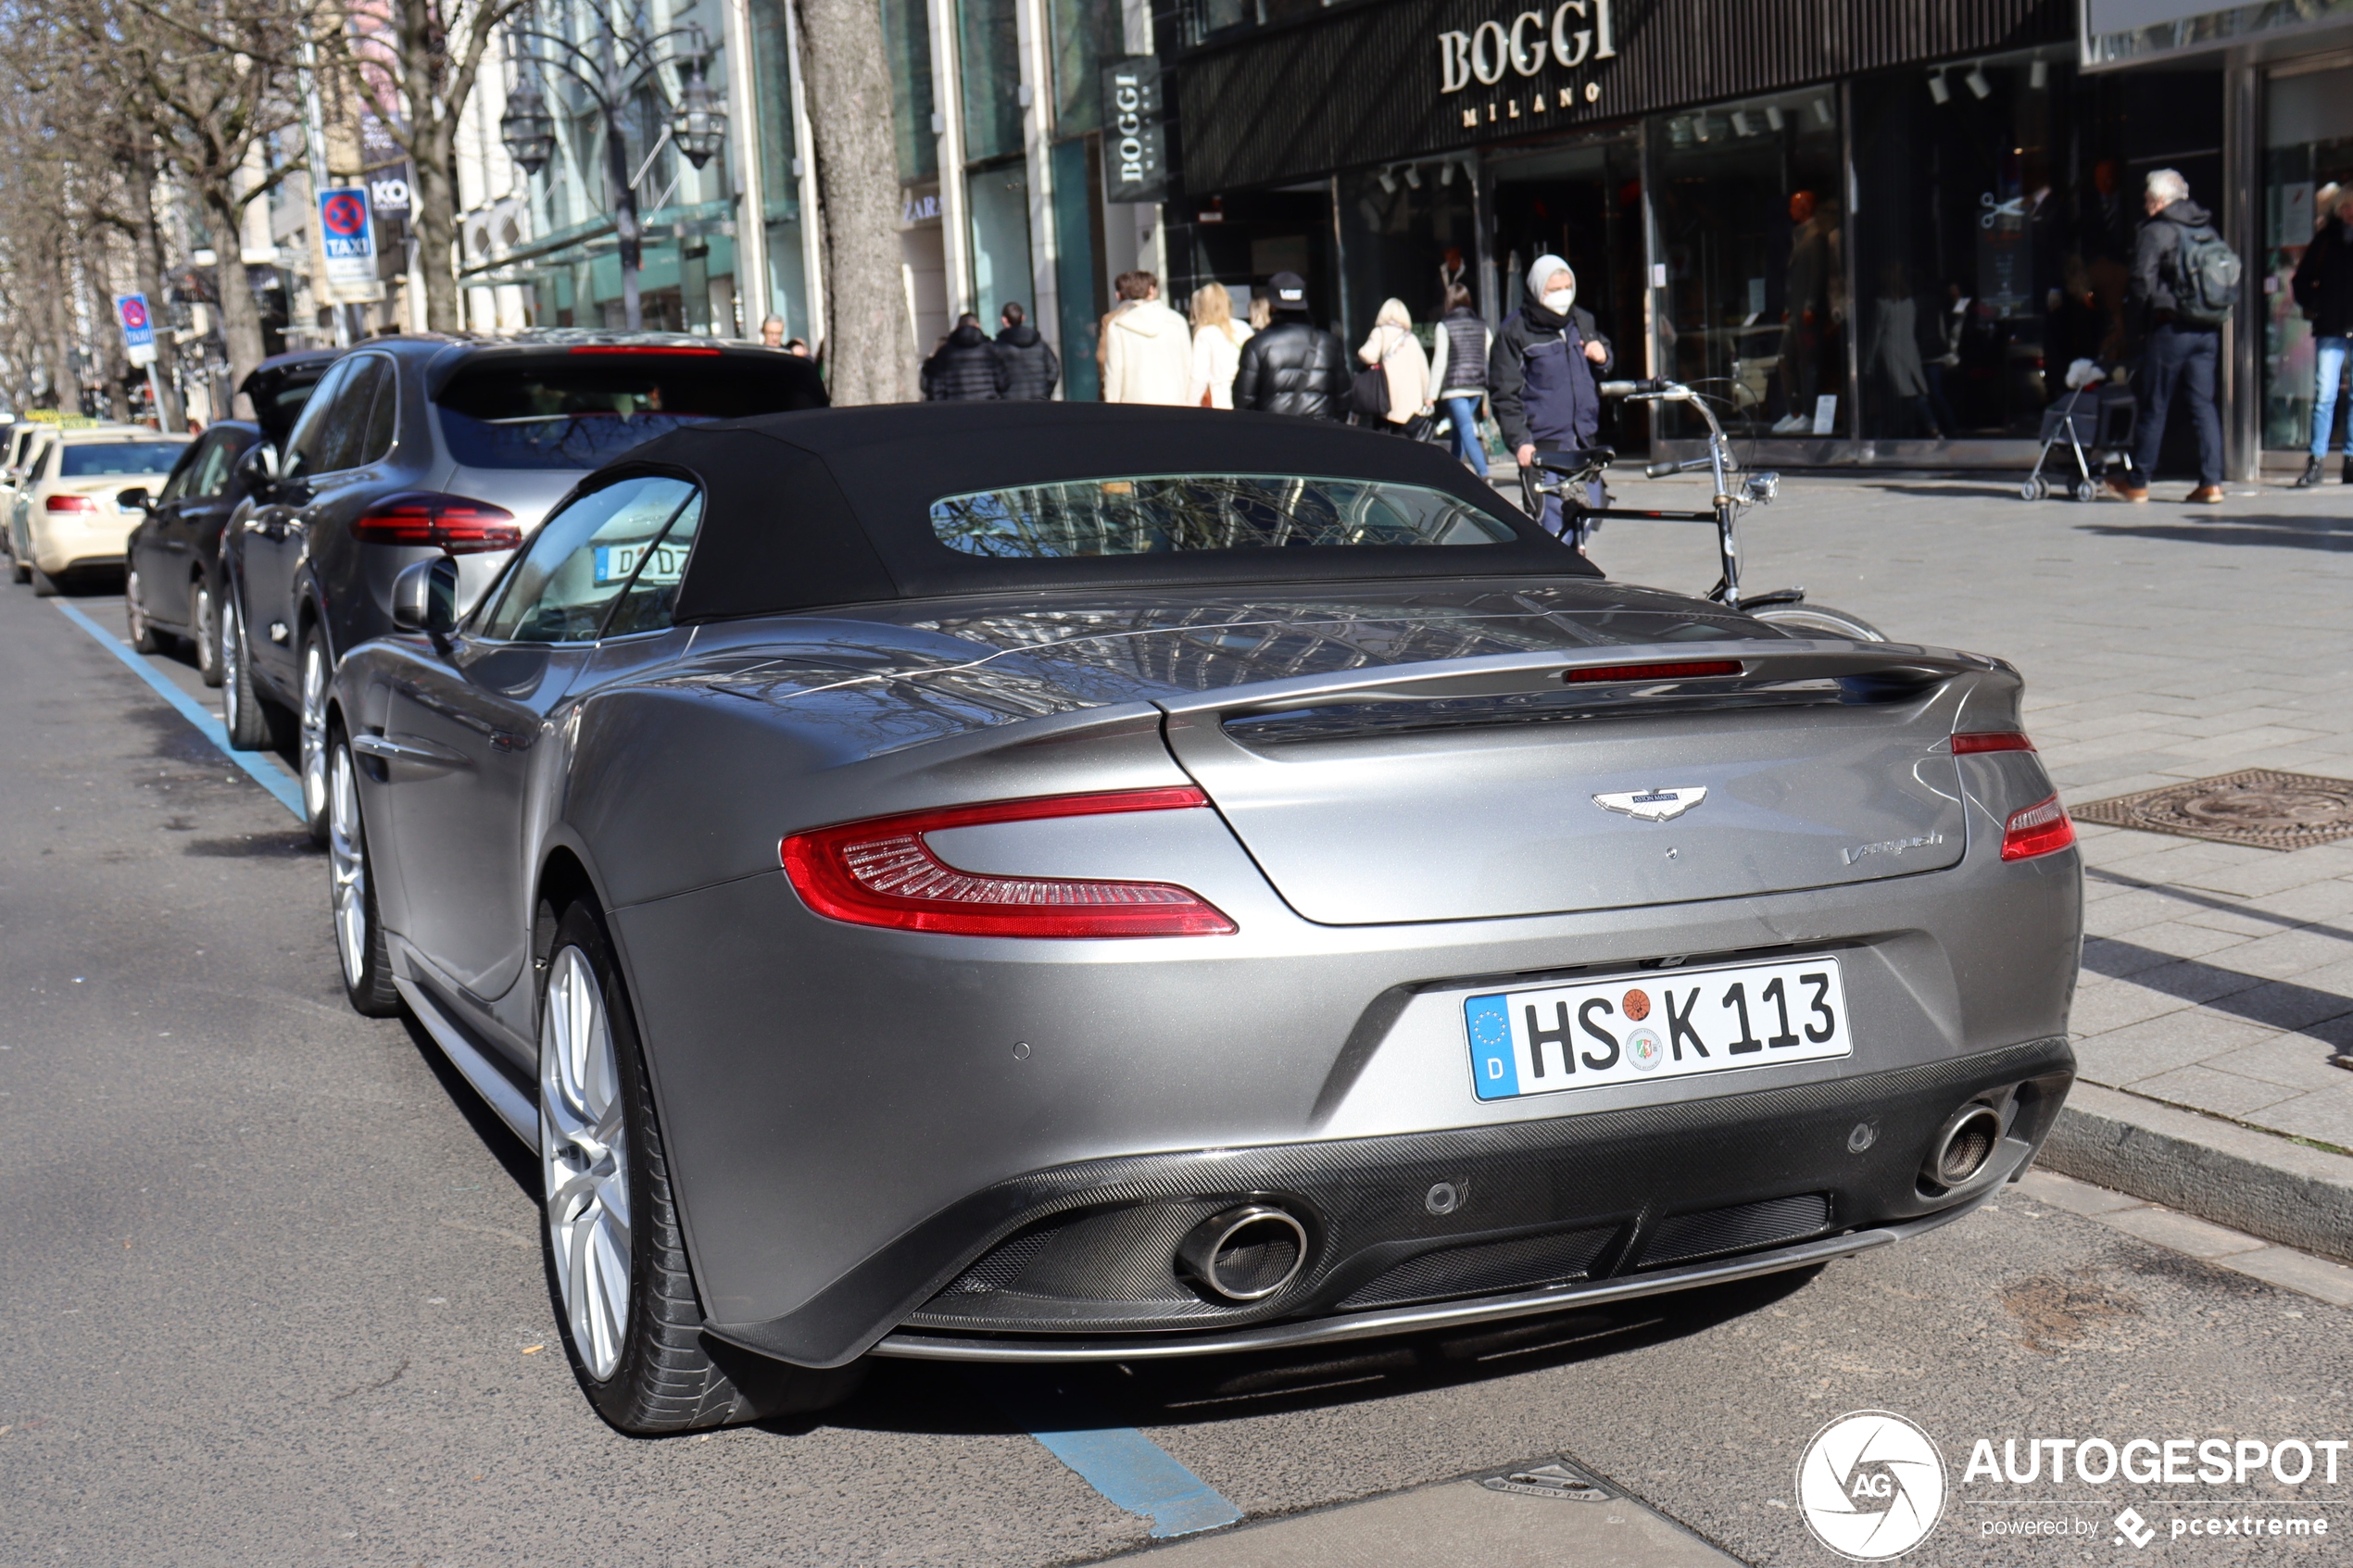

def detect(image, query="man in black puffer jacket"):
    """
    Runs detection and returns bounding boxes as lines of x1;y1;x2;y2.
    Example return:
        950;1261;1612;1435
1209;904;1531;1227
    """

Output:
994;302;1060;400
1232;271;1351;418
922;314;1009;401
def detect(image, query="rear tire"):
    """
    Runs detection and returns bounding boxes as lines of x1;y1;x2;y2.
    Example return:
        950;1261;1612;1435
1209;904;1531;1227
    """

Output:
193;575;223;686
298;629;332;847
126;570;164;653
539;901;868;1434
220;592;290;752
1751;602;1888;642
327;728;400;1018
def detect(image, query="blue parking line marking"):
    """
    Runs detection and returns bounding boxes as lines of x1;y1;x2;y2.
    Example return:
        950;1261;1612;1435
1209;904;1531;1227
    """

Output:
1026;1424;1243;1537
987;1375;1242;1538
51;599;308;822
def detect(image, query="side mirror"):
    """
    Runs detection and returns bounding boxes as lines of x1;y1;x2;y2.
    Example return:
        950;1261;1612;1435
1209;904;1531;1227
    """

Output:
233;441;281;497
391;557;459;635
119;487;153;514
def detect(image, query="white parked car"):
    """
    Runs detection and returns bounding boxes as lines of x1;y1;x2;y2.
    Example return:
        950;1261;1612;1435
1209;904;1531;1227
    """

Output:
7;426;191;596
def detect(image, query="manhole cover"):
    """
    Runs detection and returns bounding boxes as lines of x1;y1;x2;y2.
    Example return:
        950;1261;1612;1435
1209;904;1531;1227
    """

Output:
2072;769;2353;851
1475;1458;1614;1500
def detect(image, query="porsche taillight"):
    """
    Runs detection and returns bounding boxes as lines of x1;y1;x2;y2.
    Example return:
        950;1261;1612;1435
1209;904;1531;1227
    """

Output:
779;787;1237;937
2001;795;2075;861
1953;732;2036;754
350;492;521;555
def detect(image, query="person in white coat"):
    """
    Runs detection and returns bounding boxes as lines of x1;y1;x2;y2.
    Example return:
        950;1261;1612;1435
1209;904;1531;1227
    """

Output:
1188;282;1254;408
1356;296;1431;434
1101;273;1194;405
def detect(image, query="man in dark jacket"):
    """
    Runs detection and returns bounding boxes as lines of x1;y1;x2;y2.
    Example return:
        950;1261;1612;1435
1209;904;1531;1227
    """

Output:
2113;169;2224;504
921;313;1009;401
2291;186;2353;486
994;302;1060;401
1231;272;1351;418
1490;254;1613;534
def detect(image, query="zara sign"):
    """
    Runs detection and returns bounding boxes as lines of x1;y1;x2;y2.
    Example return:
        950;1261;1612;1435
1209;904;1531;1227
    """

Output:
1438;0;1617;93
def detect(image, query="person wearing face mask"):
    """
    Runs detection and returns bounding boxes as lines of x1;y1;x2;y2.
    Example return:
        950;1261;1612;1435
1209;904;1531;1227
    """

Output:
1489;255;1612;532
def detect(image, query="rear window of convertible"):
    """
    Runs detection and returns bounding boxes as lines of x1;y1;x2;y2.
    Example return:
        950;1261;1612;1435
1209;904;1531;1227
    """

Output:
927;474;1518;558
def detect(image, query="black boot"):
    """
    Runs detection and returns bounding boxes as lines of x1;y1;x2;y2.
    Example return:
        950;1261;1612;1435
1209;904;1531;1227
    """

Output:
2344;457;2353;485
2296;456;2326;487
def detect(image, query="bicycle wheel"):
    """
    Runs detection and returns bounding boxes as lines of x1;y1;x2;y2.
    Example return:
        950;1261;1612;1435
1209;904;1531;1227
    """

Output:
1750;602;1888;642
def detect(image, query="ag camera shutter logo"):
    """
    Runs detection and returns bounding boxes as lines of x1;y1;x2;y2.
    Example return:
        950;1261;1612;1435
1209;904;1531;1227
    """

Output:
1797;1411;1947;1560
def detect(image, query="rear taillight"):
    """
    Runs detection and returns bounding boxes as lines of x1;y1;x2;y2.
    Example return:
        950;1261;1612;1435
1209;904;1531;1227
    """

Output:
45;494;97;513
780;787;1237;937
2001;795;2075;861
1954;732;2036;754
350;492;521;555
1567;659;1743;684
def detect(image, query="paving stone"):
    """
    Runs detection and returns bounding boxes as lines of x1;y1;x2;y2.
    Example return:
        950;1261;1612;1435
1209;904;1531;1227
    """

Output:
2201;1035;2353;1094
2098;1205;2270;1259
2126;1063;2306;1117
2213;1246;2353;1308
2067;975;2200;1037
2011;1168;2145;1216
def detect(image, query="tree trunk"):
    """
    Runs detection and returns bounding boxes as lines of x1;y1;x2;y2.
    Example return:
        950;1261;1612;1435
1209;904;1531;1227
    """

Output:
44;244;86;414
86;240;134;422
199;194;267;417
124;141;186;432
411;120;464;332
792;0;914;404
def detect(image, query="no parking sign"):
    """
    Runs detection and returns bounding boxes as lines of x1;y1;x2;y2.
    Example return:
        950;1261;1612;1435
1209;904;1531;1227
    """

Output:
318;185;380;301
114;294;157;366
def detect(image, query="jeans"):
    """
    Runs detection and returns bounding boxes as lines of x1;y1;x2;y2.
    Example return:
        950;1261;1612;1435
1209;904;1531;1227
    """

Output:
2312;336;2349;458
1442;395;1487;473
2133;322;2222;486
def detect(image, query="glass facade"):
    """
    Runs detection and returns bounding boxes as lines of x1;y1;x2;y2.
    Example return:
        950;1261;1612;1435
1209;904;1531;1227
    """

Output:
1049;0;1123;133
2262;64;2353;452
967;160;1035;329
1052;136;1103;401
882;0;938;184
749;0;811;341
1651;90;1848;439
959;0;1024;164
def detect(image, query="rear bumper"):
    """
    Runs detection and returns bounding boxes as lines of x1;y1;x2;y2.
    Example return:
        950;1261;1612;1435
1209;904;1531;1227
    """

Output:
703;1035;2072;1368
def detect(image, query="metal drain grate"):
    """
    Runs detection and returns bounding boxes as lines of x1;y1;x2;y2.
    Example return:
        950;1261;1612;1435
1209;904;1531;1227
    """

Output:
2071;769;2353;851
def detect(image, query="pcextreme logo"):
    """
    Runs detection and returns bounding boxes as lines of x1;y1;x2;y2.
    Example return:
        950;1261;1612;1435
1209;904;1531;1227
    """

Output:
1797;1411;1948;1561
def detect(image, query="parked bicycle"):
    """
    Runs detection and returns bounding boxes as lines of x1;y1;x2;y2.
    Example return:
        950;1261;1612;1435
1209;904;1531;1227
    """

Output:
1517;377;1887;642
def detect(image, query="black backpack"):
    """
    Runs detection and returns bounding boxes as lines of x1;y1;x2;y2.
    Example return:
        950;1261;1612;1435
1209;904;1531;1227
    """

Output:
2165;220;2243;327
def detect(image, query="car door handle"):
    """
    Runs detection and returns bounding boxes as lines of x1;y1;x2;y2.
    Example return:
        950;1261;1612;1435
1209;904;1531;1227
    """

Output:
350;733;472;774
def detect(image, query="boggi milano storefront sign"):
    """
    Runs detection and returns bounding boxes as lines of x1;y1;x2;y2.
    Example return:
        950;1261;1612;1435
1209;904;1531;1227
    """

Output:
1437;0;1618;121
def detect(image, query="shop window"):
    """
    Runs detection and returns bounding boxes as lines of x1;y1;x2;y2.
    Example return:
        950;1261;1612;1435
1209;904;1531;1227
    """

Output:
968;160;1035;333
1488;134;1647;449
1051;0;1124;135
1651;92;1846;439
749;0;811;341
2263;65;2353;453
960;0;1024;164
1849;49;2221;444
882;0;938;183
1052;136;1104;400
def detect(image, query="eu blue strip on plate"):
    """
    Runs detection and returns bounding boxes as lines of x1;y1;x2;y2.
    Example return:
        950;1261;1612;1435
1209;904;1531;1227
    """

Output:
988;1375;1242;1538
52;599;309;822
1466;993;1519;1100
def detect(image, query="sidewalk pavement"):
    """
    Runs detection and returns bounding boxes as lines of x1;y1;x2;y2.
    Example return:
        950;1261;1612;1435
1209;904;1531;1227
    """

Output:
1585;469;2353;1260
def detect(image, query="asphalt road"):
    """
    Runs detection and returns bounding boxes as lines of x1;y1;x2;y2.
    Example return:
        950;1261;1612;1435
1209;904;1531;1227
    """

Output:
1;537;2347;1568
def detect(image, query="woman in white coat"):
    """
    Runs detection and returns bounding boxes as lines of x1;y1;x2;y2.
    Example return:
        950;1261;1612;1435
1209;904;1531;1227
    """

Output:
1357;297;1431;434
1188;282;1254;408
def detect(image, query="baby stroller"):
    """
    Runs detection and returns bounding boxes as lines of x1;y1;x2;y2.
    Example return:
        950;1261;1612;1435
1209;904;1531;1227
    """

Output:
2021;360;2138;501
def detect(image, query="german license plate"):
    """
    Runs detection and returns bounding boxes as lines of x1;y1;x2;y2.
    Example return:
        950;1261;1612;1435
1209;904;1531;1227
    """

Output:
1465;957;1852;1101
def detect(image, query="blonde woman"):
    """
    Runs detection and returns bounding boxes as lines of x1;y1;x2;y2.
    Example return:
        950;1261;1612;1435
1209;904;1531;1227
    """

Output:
1248;295;1272;332
1188;282;1254;408
1357;297;1431;433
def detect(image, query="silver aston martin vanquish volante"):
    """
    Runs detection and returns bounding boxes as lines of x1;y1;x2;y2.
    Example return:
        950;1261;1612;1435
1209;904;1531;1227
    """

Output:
326;403;2079;1433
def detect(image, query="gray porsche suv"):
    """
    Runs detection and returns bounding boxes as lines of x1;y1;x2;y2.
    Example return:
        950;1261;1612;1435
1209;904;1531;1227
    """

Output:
220;332;826;843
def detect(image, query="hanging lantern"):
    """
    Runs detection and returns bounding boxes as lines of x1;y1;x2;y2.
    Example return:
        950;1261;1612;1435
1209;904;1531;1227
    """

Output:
500;80;557;177
671;66;726;170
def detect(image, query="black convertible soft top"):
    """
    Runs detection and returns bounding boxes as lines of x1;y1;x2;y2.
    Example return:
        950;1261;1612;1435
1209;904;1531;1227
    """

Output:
608;403;1599;622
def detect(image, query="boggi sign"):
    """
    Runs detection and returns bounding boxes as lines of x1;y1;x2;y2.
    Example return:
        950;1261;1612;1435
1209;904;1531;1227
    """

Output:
1438;0;1617;93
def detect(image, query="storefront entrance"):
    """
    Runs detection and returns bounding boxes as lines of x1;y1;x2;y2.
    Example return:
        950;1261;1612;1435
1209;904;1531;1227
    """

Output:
1490;133;1647;448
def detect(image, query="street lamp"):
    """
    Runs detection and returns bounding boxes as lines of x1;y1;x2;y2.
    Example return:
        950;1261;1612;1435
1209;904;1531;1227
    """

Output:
500;15;724;331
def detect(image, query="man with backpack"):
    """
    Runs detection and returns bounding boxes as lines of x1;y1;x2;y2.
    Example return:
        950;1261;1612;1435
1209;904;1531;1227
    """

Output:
2112;168;2239;504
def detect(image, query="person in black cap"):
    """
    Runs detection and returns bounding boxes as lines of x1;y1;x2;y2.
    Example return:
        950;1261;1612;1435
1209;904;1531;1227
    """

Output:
1231;271;1351;419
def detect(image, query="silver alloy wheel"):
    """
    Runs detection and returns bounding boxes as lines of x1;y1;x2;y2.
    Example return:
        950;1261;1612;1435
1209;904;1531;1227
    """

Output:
221;597;245;733
194;582;217;679
541;946;632;1381
327;743;370;985
299;636;330;823
126;571;150;644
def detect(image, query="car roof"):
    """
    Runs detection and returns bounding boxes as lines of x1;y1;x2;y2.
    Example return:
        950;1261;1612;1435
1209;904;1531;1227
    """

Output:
52;426;189;441
609;403;1598;624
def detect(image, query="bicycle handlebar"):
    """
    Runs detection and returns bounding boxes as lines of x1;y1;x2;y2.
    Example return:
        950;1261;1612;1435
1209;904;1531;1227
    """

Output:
1645;456;1714;479
1597;379;1670;398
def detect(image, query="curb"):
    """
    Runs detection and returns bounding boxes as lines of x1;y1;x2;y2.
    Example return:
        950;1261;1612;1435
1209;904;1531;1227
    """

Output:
2037;1083;2353;1266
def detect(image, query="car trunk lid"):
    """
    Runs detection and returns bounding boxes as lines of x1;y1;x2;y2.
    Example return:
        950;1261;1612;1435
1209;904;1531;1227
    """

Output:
1160;645;1983;924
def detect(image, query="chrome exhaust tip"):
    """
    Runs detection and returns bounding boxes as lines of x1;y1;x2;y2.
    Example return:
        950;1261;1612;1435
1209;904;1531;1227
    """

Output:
1178;1205;1310;1301
1922;1102;2005;1190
